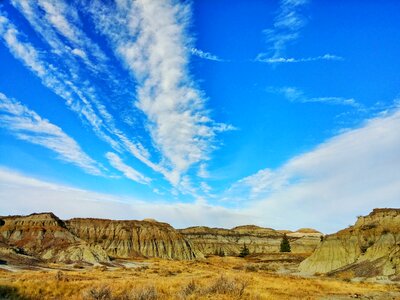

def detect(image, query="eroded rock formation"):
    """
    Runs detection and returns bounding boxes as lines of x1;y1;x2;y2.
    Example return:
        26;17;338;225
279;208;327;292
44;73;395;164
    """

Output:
0;213;109;264
0;213;201;264
66;218;202;260
299;208;400;279
179;225;322;256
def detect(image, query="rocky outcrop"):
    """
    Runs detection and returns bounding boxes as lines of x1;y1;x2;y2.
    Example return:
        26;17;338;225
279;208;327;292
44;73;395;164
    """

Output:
0;213;201;263
179;225;322;256
0;212;322;264
66;218;202;260
0;213;109;264
299;208;400;279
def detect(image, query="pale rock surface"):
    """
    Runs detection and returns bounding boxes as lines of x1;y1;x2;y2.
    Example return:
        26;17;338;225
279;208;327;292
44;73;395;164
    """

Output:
299;208;400;279
179;225;322;255
66;218;202;260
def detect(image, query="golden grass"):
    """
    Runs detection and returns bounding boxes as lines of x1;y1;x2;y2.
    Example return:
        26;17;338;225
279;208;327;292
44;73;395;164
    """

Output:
0;256;398;299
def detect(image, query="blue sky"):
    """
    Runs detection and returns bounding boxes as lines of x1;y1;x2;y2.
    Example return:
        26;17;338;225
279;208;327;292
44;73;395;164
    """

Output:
0;0;399;232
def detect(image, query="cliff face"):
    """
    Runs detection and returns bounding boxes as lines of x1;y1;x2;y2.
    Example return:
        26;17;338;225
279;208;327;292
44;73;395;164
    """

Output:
66;218;202;260
179;225;321;256
0;213;201;264
299;208;400;279
0;213;109;264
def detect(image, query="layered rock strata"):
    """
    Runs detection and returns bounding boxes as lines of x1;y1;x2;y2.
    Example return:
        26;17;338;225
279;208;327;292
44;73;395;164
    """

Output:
66;218;202;260
0;213;109;264
0;213;201;263
179;225;322;256
299;208;400;279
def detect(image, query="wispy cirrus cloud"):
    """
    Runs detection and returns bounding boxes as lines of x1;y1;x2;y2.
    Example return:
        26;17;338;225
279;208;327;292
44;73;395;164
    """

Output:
268;86;361;108
190;47;225;62
0;6;165;186
257;0;343;64
256;53;344;64
2;1;232;195
263;0;310;58
106;152;151;185
0;11;120;149
0;93;103;176
87;0;233;185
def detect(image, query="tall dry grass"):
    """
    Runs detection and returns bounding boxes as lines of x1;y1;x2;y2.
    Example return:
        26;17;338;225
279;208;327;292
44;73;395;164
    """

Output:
0;256;398;299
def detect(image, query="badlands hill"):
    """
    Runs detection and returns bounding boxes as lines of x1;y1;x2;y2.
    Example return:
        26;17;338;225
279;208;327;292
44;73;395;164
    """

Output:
0;212;321;265
66;218;201;260
179;225;322;256
0;213;200;264
299;208;400;280
2;207;398;281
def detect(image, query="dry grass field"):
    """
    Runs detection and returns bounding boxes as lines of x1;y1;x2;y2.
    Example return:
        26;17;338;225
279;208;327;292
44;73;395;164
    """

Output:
0;255;399;300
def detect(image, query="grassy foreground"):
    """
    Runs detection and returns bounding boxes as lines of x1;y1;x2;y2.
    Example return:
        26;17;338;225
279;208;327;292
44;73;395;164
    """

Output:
0;256;398;299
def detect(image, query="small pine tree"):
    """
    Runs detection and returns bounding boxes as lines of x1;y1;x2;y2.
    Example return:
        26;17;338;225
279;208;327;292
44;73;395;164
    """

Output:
280;233;291;252
239;243;250;257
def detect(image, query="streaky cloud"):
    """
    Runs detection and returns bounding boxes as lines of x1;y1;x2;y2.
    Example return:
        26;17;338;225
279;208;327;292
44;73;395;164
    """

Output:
262;0;310;58
106;152;151;185
190;47;225;62
87;0;233;186
268;86;361;108
0;93;103;176
256;53;344;64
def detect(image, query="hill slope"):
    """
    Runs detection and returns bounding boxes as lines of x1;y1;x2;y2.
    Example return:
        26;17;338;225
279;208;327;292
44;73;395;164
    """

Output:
299;208;400;280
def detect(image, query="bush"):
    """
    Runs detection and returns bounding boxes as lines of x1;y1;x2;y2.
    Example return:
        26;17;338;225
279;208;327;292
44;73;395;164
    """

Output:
129;286;158;300
0;285;28;300
245;264;258;272
84;286;112;300
179;280;197;298
204;275;248;298
239;244;250;257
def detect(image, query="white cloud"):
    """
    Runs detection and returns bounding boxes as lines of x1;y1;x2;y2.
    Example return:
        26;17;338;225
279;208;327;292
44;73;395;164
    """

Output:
0;12;118;148
87;0;232;185
256;53;344;64
268;86;361;108
0;15;46;77
106;152;151;185
71;48;88;60
256;1;343;64
0;8;164;184
0;93;103;176
229;107;400;232
0;168;251;229
200;181;212;195
197;163;210;178
3;1;235;195
1;106;399;232
190;47;225;62
262;0;310;58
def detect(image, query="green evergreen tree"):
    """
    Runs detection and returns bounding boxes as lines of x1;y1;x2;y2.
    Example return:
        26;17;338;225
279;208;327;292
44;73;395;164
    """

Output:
239;243;250;257
280;233;291;252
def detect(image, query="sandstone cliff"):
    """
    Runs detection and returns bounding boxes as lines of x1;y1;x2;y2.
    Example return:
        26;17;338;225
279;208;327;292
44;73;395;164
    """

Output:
66;218;202;260
0;213;109;264
0;213;201;264
179;225;322;256
299;208;400;279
